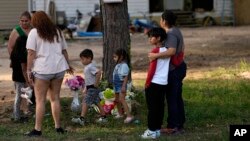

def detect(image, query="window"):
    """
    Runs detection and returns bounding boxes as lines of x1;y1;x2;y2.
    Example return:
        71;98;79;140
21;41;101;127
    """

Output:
150;0;164;13
192;0;213;11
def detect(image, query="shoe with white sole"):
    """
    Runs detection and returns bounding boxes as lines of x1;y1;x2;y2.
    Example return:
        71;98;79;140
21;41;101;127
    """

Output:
71;117;85;126
141;129;157;139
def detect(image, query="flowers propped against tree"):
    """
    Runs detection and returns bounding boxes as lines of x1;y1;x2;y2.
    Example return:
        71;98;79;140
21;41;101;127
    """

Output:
65;75;85;91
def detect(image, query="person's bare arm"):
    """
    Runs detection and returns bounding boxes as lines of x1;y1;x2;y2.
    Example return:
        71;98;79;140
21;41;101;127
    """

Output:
7;30;18;55
21;63;30;86
62;49;74;74
148;47;176;61
94;70;102;87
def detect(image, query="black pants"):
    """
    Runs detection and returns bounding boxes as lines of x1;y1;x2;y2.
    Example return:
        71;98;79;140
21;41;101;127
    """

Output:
166;62;187;129
145;83;166;131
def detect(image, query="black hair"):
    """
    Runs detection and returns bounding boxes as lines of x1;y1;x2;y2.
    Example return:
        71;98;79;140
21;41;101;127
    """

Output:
79;49;93;60
147;27;167;42
114;48;130;67
20;11;31;20
161;10;177;27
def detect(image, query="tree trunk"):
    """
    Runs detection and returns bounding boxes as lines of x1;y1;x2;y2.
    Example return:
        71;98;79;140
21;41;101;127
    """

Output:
100;0;131;84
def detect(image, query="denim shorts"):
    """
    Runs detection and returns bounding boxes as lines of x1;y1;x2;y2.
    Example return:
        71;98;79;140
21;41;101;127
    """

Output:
83;88;100;106
33;71;65;81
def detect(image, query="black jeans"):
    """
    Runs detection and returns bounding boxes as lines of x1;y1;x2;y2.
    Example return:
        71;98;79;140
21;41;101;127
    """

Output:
145;83;167;131
166;62;187;129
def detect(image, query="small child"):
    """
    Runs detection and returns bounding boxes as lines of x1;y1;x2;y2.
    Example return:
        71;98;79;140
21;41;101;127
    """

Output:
10;36;31;122
71;49;107;125
113;48;134;123
141;28;170;139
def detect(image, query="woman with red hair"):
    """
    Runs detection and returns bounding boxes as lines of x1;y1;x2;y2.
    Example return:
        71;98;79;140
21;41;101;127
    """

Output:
25;11;73;136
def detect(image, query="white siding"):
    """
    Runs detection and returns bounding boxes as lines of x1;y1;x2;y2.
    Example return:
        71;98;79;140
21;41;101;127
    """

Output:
127;0;149;17
214;0;233;17
0;0;28;29
33;0;149;18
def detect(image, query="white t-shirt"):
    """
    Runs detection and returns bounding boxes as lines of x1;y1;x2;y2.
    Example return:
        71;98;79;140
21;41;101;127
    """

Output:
26;28;69;74
84;62;98;86
151;47;170;85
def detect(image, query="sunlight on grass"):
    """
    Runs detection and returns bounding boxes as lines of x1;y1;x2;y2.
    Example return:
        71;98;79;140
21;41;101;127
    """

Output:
0;62;249;140
194;61;250;79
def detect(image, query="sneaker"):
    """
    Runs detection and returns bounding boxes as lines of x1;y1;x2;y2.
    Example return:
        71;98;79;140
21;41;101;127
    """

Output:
114;114;124;119
13;116;29;123
141;129;157;139
124;116;134;123
156;130;161;137
71;117;85;126
56;127;67;134
96;116;108;123
24;129;42;137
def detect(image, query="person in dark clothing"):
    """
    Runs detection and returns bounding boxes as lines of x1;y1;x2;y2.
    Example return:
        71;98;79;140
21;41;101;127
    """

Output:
10;36;31;122
148;10;187;135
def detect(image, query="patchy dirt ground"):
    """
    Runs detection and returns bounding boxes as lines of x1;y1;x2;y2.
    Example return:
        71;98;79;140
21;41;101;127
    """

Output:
0;26;250;121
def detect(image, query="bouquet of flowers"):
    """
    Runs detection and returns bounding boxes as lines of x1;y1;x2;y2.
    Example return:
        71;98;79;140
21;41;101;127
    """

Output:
65;75;85;91
65;75;85;112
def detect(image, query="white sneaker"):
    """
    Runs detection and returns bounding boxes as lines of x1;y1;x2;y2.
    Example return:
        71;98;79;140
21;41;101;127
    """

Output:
141;129;157;139
156;130;160;137
96;117;108;123
124;116;134;123
114;114;124;119
71;117;85;126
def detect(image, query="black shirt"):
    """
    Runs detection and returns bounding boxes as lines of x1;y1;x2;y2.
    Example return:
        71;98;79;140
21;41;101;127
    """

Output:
10;36;27;82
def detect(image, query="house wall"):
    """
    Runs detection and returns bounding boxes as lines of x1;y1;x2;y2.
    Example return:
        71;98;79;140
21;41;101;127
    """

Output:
164;0;184;10
32;0;148;19
214;0;232;17
0;0;28;30
234;0;250;25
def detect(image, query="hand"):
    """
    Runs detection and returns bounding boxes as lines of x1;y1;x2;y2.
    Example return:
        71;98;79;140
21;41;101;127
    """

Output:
148;53;157;62
27;72;34;86
66;66;74;75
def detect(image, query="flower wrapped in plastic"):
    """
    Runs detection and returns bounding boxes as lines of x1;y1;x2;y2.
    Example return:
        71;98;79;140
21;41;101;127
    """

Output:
65;75;85;91
65;75;85;112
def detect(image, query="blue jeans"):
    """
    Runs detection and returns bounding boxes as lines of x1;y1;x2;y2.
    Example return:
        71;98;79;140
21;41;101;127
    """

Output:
166;62;187;129
113;73;125;94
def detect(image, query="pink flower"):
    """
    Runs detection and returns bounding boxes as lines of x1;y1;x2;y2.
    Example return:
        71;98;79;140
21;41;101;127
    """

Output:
65;75;85;91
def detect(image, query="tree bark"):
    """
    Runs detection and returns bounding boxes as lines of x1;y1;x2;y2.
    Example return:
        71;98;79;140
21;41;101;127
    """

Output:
100;0;131;84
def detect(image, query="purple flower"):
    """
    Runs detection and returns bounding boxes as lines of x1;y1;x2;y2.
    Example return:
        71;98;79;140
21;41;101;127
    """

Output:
65;75;85;91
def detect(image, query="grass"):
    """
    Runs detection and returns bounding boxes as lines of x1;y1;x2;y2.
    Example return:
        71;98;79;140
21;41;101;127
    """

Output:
0;62;250;141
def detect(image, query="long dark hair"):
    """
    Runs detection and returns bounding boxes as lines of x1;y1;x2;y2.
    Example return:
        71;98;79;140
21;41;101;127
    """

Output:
114;48;131;68
114;48;131;81
31;11;62;43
